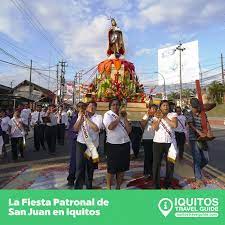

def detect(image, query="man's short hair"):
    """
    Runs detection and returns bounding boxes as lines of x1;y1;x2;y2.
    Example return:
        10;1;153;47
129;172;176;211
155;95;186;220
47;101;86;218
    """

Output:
149;104;158;109
87;100;97;107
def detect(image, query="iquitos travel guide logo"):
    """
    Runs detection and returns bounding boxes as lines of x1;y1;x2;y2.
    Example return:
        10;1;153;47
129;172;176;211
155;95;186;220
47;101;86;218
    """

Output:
158;197;219;218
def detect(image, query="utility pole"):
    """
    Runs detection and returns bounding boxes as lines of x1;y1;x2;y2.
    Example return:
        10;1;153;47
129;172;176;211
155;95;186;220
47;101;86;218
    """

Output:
221;53;224;85
59;60;67;105
29;59;33;100
10;80;14;89
175;42;185;107
78;71;82;101
154;72;166;99
73;73;78;105
199;62;203;85
56;64;59;105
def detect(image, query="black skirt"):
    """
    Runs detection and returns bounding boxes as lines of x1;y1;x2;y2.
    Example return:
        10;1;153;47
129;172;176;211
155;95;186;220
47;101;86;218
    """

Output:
106;142;130;174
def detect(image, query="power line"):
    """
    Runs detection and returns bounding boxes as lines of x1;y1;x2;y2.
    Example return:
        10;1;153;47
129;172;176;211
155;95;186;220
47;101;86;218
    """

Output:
0;58;56;72
0;35;49;64
11;0;78;76
0;57;57;82
0;46;28;66
10;0;64;58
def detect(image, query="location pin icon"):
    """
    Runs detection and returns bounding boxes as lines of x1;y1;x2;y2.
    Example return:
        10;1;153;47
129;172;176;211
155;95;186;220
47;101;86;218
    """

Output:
158;198;173;217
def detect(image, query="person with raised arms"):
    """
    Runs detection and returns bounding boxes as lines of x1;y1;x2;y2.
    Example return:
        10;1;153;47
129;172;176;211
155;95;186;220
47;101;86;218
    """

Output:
103;98;132;190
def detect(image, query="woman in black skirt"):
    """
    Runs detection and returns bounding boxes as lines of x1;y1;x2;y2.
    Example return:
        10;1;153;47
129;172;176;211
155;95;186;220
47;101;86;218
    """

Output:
103;98;132;189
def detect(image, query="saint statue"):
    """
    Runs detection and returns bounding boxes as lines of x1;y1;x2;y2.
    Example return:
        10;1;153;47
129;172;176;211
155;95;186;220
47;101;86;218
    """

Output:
107;18;125;57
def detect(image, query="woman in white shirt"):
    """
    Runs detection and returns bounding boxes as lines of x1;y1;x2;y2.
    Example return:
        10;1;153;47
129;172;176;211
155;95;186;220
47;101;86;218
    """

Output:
74;101;102;189
8;110;25;161
103;98;132;190
152;100;177;189
174;106;187;159
0;110;10;157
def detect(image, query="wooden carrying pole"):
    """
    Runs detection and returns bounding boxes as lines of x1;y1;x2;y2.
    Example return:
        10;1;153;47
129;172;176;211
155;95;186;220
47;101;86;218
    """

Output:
195;80;214;140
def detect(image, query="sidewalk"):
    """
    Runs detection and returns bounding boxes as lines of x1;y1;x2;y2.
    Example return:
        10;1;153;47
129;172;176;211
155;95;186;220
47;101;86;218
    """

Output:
208;117;225;129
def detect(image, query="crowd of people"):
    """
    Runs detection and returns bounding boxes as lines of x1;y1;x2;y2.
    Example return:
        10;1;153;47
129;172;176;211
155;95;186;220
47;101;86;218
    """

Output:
0;103;69;160
0;97;213;189
66;98;212;189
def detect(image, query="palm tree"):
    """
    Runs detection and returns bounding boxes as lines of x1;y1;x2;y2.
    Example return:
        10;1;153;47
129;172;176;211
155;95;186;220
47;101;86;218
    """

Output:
182;88;195;98
182;88;195;105
208;81;225;104
168;91;179;100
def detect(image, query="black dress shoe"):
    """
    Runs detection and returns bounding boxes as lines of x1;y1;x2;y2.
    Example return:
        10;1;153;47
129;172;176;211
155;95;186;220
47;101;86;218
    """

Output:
67;181;74;186
48;152;56;156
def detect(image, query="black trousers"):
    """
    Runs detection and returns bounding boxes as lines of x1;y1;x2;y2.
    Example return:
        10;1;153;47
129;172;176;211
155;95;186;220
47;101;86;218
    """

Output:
153;142;174;189
74;142;96;189
67;138;77;183
57;124;65;145
11;137;24;160
34;124;45;151
2;131;9;155
129;126;143;157
45;125;57;153
175;132;186;158
143;139;153;176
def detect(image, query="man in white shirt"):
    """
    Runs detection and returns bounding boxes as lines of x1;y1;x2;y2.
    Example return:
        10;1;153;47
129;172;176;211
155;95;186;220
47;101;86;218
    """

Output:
8;110;25;160
140;104;157;178
31;104;46;152
44;104;57;155
174;106;186;159
57;106;68;145
20;103;31;134
0;109;10;157
67;107;73;121
74;101;102;189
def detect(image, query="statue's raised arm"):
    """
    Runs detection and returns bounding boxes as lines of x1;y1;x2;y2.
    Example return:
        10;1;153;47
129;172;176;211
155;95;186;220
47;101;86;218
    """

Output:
107;18;125;57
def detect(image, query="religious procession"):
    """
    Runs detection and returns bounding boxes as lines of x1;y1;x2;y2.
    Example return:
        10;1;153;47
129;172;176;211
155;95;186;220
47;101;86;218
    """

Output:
0;18;224;191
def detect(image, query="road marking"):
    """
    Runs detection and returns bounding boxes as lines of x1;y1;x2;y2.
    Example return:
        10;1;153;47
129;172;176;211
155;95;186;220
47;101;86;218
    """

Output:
184;152;225;183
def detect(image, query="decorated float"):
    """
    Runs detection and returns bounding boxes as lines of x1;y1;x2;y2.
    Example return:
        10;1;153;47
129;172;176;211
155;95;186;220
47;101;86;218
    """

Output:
83;18;147;120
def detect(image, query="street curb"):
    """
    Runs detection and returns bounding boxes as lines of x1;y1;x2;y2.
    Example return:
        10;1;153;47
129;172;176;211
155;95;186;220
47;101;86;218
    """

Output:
183;152;225;183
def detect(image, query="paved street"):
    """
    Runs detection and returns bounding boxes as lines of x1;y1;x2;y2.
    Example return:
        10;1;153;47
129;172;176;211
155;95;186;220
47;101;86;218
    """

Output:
0;128;224;189
185;128;225;173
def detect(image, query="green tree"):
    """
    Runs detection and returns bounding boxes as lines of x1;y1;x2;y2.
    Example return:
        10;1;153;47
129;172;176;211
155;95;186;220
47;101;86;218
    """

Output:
168;91;179;100
182;88;195;99
208;81;225;104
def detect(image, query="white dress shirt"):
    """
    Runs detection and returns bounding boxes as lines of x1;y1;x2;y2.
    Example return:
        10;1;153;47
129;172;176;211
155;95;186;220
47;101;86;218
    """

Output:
8;118;24;138
142;114;155;140
0;116;10;132
46;113;57;126
153;112;177;143
77;113;103;147
174;114;186;133
103;110;130;145
57;111;68;126
31;111;45;125
21;108;31;125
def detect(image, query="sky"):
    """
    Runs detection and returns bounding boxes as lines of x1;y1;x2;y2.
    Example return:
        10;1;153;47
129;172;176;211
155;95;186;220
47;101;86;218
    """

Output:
0;0;225;93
